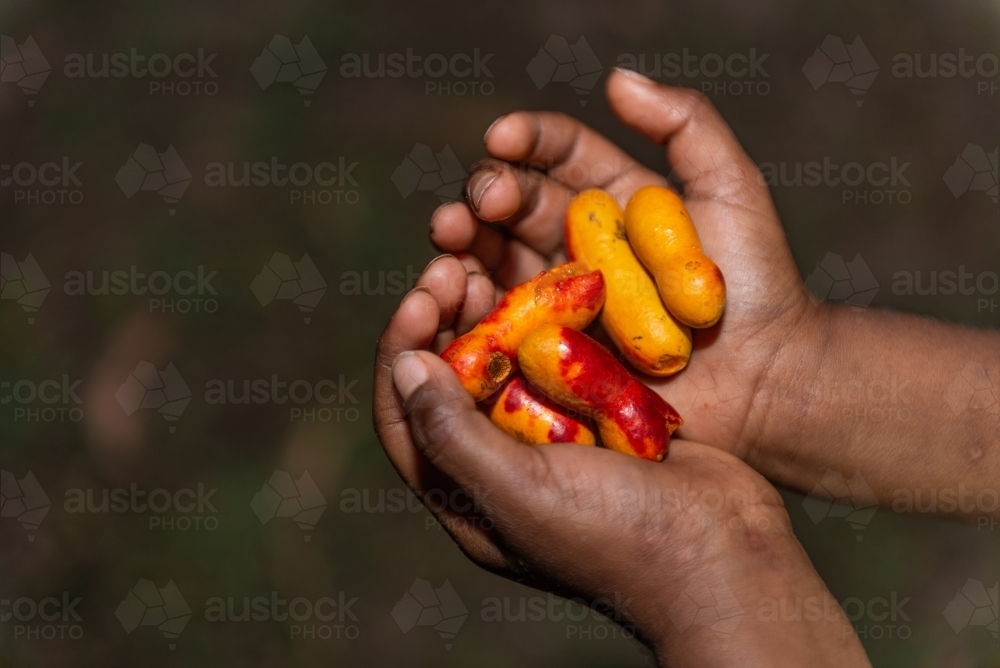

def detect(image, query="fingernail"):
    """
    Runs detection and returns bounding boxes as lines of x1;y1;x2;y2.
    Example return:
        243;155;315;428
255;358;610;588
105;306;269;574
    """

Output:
392;352;430;402
428;253;454;266
467;170;498;213
429;203;446;238
613;67;655;85
483;114;508;144
402;285;431;304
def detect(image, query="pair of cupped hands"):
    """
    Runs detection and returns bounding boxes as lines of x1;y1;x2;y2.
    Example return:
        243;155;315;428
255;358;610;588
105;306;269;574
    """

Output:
374;69;871;666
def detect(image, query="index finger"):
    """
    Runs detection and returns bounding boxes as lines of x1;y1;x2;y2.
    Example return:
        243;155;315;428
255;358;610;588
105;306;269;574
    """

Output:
484;111;666;201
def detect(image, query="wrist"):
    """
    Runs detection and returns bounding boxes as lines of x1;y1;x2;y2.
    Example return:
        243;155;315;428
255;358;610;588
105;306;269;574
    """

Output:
743;298;834;476
647;523;868;667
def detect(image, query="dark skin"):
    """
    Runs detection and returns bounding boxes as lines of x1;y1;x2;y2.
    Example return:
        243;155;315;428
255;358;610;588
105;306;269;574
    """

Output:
374;69;871;666
375;68;1000;664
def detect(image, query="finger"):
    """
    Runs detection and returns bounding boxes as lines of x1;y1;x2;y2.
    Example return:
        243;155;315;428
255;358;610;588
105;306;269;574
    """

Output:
429;201;508;270
391;350;541;513
606;68;772;212
373;288;443;485
454;252;486;276
431;331;455;355
495;239;547;289
455;272;496;336
415;255;467;332
430;202;476;252
466;159;574;255
484;111;665;199
373;293;516;573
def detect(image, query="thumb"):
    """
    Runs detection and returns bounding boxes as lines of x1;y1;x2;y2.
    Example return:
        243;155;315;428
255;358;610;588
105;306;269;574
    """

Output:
391;350;536;509
606;68;771;210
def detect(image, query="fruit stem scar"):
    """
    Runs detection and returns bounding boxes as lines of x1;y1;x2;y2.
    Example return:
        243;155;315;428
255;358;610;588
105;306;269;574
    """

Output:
488;352;512;383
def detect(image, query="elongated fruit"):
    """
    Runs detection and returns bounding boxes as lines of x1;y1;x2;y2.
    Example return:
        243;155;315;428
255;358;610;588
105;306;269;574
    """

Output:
488;375;596;446
565;188;691;376
625;185;726;329
442;262;605;401
518;325;682;461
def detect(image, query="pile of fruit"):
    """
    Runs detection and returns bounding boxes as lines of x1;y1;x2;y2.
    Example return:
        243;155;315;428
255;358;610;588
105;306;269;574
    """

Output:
442;185;726;462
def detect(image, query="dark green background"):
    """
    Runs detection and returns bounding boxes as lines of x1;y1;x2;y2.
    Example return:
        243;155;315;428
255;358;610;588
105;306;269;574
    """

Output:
1;1;998;666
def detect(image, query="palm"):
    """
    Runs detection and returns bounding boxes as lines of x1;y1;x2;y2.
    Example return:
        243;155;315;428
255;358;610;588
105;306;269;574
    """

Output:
646;193;808;458
431;73;810;460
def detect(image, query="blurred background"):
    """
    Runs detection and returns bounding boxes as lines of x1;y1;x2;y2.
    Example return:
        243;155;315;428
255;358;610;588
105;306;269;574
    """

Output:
0;0;998;666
